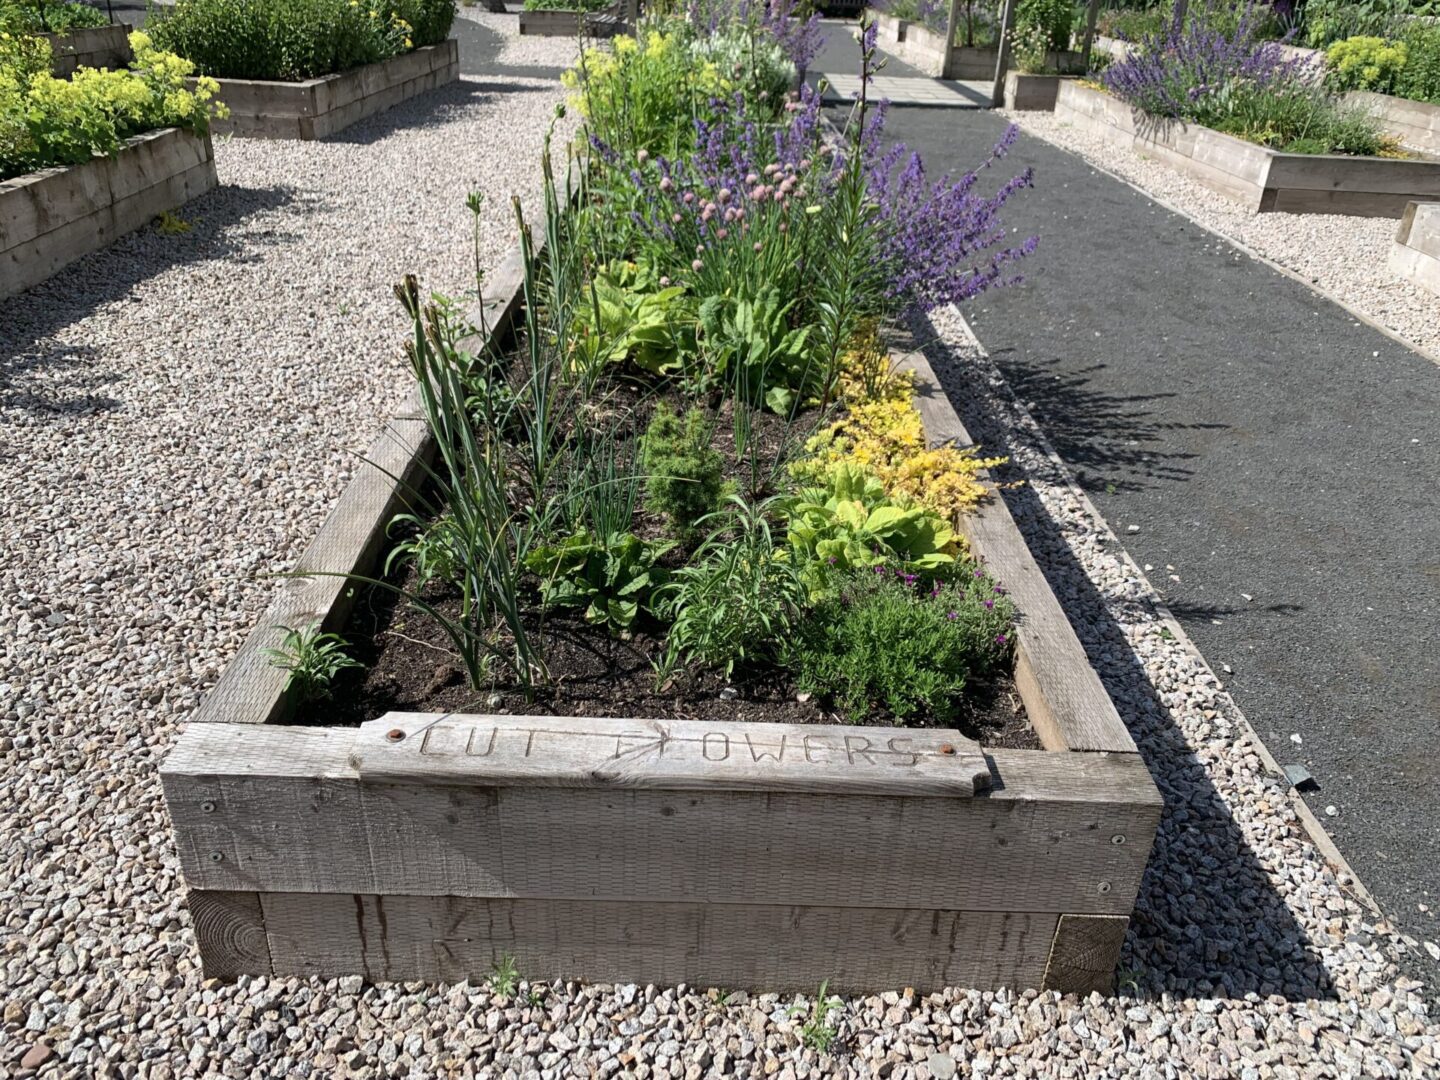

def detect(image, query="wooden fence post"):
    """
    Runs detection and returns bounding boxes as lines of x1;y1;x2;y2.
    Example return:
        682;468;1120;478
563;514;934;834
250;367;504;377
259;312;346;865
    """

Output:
990;0;1018;106
941;0;963;80
1080;0;1101;72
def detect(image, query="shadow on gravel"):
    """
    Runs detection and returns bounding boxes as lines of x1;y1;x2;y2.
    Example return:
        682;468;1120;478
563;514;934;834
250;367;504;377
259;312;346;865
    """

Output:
916;314;1337;1004
0;184;300;415
993;351;1226;496
326;79;521;146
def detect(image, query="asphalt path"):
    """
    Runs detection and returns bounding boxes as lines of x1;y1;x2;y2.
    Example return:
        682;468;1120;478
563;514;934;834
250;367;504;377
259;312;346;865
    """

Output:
827;45;1440;989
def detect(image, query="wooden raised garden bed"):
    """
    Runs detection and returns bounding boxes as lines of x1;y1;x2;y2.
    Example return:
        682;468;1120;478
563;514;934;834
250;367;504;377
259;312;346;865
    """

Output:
1;126;216;298
518;4;623;38
159;246;1162;994
1004;71;1076;111
1390;200;1440;295
1349;90;1440;157
202;40;459;140
42;22;132;77
1055;79;1440;217
873;12;1078;80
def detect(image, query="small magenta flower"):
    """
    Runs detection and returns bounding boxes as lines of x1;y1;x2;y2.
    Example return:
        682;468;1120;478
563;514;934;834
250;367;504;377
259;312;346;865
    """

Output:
947;611;958;620
996;633;1008;645
983;599;994;609
973;569;984;579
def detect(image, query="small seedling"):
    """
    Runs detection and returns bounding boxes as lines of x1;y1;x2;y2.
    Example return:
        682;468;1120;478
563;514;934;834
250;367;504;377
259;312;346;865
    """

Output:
788;980;843;1054
261;622;362;701
488;954;520;998
155;211;192;236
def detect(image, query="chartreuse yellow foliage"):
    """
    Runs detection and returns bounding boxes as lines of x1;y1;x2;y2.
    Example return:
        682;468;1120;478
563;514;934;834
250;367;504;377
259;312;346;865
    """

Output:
793;329;1006;521
1;31;225;181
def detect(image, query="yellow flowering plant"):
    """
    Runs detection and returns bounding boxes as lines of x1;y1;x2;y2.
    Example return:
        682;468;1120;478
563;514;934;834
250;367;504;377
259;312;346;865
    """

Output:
791;330;1005;522
1;31;225;181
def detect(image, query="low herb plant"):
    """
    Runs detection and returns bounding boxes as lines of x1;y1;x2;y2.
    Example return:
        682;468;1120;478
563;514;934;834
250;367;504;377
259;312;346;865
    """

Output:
786;565;1015;724
262;622;363;701
524;528;672;635
788;980;844;1055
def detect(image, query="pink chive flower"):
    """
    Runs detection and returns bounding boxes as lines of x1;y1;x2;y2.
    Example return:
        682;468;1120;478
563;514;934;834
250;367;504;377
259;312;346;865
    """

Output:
764;163;780;177
659;277;671;287
691;259;704;271
753;242;763;253
717;228;729;239
672;213;682;223
659;177;674;192
718;187;732;203
683;191;695;204
636;149;649;163
746;173;759;185
777;222;787;233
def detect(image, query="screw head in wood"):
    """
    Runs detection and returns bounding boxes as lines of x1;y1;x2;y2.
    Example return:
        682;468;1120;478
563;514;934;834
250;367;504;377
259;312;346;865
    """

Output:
1110;834;1126;845
1097;880;1112;894
200;801;216;814
386;728;406;742
208;851;224;863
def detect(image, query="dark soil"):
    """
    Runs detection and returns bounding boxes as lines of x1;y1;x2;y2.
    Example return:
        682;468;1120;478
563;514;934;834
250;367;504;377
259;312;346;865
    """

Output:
294;372;1039;748
298;556;1039;747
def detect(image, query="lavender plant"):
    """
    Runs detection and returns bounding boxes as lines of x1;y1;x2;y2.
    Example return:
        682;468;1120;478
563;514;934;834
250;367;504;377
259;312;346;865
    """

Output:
1101;1;1390;154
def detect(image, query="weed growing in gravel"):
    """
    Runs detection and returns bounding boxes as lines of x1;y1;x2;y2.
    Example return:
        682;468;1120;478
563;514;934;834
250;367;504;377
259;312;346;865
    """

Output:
262;622;363;701
788;981;844;1054
488;955;520;998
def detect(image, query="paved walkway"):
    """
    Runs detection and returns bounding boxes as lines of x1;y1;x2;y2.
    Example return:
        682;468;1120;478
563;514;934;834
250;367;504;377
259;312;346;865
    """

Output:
817;24;1440;991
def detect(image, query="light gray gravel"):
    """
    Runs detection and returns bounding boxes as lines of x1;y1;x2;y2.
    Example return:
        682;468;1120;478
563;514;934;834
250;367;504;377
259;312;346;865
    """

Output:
1001;109;1440;363
1;27;1437;1075
458;7;583;67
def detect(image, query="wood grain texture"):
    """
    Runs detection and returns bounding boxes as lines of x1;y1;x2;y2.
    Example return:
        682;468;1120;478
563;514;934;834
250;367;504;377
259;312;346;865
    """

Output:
1041;913;1129;994
163;723;1160;915
904;351;1138;754
354;712;991;797
188;891;272;980
260;892;1058;992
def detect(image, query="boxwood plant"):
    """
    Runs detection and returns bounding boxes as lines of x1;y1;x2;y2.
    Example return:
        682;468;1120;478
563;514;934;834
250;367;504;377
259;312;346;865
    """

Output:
365;7;1038;727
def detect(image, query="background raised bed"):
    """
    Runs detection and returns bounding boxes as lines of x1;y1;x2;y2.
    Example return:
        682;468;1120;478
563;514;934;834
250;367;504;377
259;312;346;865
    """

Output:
1054;79;1440;217
1;126;216;298
41;22;133;77
202;39;459;140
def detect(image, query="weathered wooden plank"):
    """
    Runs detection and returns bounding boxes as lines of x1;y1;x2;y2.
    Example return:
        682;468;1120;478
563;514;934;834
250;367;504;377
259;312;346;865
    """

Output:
164;722;1160;915
190;417;430;726
204;41;459;140
904;351;1138;754
188;891;273;979
356;712;992;797
256;892;1058;992
1041;913;1129;994
1390;201;1440;296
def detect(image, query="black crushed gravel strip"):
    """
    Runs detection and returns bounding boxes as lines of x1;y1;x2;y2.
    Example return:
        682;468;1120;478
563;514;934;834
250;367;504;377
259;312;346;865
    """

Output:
856;99;1440;993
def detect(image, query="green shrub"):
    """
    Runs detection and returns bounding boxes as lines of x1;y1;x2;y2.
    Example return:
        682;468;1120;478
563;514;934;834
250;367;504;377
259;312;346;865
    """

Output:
641;404;727;539
784;566;1015;724
524;528;672;635
1016;0;1071;54
1325;35;1408;95
1396;25;1440;103
0;0;108;33
657;496;805;679
782;464;959;599
149;0;453;81
1;31;224;181
1197;77;1390;156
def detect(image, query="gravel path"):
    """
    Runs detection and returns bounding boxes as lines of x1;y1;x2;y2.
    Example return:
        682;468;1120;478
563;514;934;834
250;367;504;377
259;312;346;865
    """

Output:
1001;109;1440;362
2;23;1437;1079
